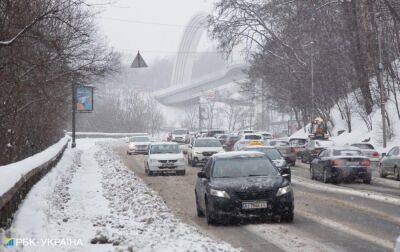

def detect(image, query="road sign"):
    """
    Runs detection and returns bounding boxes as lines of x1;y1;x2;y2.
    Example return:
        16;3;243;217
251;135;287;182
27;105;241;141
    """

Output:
76;85;94;112
131;51;148;68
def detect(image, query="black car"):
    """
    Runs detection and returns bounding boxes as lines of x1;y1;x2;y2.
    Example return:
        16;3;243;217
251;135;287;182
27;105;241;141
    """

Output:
195;152;294;225
242;146;291;181
310;147;372;184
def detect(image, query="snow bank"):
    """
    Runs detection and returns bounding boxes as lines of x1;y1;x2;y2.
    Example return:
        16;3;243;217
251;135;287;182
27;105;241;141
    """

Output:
7;139;237;252
0;136;70;197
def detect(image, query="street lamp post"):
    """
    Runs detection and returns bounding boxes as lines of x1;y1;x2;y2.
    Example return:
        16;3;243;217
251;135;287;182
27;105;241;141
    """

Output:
71;83;76;148
376;14;387;148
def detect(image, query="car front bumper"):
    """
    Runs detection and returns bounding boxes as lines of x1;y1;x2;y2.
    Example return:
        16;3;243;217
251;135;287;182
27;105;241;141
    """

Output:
148;164;185;173
208;192;294;219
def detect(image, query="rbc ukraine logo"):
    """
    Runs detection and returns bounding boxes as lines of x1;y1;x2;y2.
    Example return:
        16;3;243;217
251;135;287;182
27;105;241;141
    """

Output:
4;238;14;247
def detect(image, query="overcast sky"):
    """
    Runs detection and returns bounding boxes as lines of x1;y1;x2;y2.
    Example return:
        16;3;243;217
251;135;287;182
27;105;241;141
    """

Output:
94;0;217;64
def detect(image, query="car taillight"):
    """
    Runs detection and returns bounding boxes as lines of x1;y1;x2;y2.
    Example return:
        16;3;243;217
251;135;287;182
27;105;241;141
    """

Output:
372;151;379;157
361;159;371;167
331;159;344;166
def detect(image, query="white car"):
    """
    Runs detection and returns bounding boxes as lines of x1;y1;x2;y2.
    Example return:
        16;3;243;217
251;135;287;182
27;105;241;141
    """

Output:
350;143;380;163
234;134;265;151
127;135;151;155
171;129;189;143
257;131;273;140
145;142;185;176
187;137;225;166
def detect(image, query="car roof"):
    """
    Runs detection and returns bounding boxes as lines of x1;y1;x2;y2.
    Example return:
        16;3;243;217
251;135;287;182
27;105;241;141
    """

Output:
213;151;265;159
195;137;218;140
244;145;276;149
325;146;361;151
150;142;178;146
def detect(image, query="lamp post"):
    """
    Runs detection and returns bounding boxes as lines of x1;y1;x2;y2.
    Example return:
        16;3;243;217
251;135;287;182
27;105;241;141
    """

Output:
376;13;387;148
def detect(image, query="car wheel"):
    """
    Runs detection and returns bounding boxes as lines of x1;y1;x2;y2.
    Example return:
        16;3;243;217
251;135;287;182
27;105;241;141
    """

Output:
395;167;400;181
195;192;204;217
205;197;216;225
323;169;329;183
363;178;371;184
191;159;197;167
282;211;294;223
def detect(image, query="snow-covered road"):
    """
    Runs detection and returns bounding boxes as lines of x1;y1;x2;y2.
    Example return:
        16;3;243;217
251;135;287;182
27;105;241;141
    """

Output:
5;139;235;252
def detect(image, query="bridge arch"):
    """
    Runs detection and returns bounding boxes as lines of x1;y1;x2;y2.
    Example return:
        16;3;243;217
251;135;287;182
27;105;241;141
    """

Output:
170;12;208;87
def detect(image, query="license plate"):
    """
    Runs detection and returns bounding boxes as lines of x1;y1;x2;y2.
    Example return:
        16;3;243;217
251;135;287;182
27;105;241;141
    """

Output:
242;201;268;209
347;161;359;166
161;163;175;168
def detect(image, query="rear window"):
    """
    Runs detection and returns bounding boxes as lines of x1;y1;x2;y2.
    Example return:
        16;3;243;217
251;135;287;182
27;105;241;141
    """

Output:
244;135;262;140
173;130;187;134
351;144;374;150
212;157;278;178
333;149;362;156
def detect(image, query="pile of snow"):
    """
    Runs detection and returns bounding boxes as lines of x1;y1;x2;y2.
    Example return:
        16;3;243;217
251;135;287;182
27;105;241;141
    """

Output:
291;90;400;152
5;139;236;252
0;136;69;197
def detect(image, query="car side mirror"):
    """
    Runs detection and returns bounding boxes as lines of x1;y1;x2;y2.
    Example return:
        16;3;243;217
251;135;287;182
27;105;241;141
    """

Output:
197;171;207;179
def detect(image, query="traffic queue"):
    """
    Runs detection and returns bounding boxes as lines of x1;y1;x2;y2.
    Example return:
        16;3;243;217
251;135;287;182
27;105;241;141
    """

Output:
125;123;399;226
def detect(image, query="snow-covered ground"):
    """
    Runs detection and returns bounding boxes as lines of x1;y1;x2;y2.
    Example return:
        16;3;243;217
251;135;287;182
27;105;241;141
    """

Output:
2;139;236;252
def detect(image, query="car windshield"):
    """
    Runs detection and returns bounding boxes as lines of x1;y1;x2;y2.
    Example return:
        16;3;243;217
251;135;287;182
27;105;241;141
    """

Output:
333;149;362;156
150;144;180;154
316;141;334;147
270;141;289;146
194;139;222;147
246;148;282;160
351;144;374;150
290;139;307;146
173;130;187;134
212;156;278;178
130;136;150;142
244;135;262;140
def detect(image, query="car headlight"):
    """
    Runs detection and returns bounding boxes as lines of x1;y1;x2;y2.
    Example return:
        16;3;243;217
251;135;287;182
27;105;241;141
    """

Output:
129;143;136;149
210;188;230;199
149;159;158;165
276;185;292;197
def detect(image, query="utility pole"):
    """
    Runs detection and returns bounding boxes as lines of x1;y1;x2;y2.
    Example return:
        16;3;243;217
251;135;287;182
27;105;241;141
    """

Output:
71;83;76;148
311;40;315;120
376;13;387;148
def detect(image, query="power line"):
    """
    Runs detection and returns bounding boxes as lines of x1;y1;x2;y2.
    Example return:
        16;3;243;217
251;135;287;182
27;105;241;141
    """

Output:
98;16;206;28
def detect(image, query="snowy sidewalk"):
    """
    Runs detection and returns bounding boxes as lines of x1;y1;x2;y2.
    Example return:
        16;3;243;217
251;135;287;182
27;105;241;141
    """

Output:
3;139;235;252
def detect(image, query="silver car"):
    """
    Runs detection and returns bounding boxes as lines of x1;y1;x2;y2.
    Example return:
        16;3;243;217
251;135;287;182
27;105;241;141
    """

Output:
379;146;400;180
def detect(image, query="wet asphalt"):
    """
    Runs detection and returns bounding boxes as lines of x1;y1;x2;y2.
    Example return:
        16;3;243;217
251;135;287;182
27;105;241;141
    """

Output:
115;145;400;252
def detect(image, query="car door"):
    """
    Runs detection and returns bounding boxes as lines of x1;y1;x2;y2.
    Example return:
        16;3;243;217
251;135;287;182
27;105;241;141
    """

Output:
314;149;327;178
383;147;397;173
389;147;400;174
306;141;315;162
198;159;213;210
